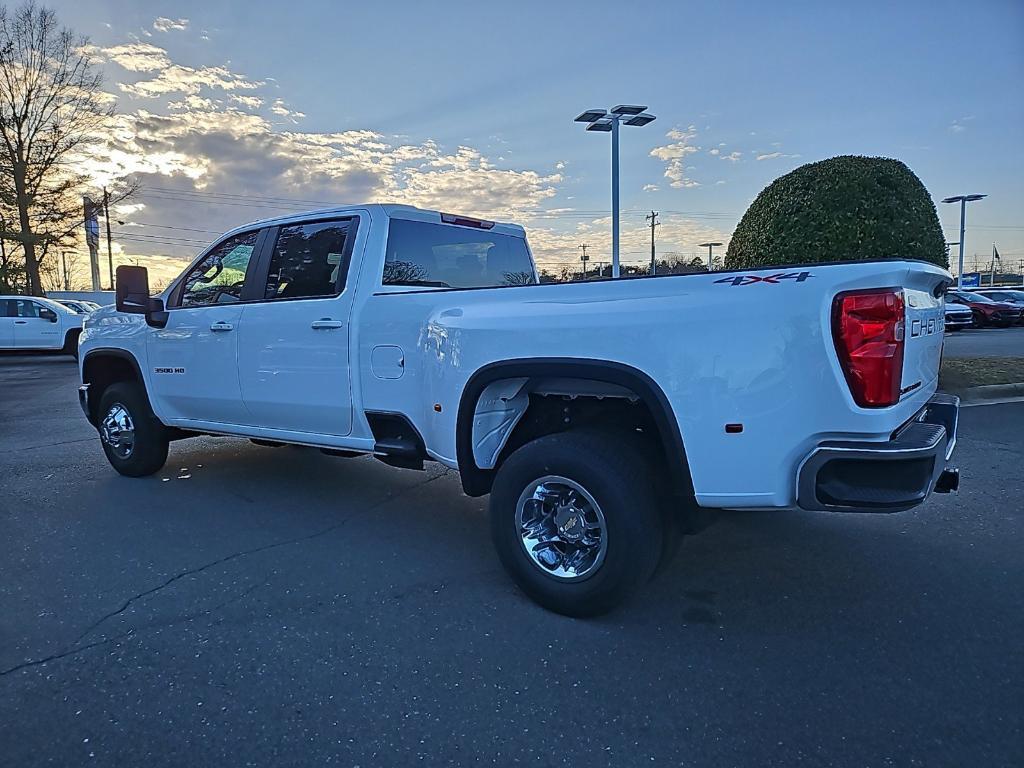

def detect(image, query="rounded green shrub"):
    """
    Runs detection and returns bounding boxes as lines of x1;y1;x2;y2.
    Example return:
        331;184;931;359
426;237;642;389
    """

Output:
724;155;948;270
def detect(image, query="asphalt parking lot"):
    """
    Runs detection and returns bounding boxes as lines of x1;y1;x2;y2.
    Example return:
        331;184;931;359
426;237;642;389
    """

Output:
942;325;1024;358
1;355;1021;767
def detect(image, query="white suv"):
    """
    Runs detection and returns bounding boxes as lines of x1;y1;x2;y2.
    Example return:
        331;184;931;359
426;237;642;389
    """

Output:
0;295;84;358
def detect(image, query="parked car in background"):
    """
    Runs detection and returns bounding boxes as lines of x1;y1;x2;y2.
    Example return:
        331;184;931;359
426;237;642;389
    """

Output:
973;289;1024;324
944;301;973;331
946;290;1022;328
0;295;84;357
56;299;101;314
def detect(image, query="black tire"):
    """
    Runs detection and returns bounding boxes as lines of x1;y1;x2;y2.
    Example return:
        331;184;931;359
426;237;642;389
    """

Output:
972;310;986;328
490;430;663;617
97;382;169;477
62;330;80;360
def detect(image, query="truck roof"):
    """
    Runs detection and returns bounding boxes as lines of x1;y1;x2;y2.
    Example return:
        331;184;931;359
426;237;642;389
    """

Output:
221;203;527;241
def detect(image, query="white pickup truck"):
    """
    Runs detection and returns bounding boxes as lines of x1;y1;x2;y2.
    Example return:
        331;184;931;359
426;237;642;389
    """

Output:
1;295;84;357
77;204;960;615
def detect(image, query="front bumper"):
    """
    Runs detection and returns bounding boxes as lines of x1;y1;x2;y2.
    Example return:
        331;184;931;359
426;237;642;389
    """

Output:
944;315;973;329
797;393;959;513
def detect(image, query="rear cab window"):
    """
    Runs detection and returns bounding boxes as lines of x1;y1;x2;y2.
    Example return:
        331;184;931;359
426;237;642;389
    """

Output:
382;218;536;290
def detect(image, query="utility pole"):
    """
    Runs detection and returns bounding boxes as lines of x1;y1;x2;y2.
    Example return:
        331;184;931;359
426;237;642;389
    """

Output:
578;243;590;279
990;243;998;287
103;187;113;290
646;211;659;275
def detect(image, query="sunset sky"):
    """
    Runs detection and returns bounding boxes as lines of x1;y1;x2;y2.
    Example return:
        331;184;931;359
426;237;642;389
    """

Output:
47;0;1024;285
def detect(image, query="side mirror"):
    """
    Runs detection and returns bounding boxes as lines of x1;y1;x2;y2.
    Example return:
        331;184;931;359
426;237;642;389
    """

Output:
39;308;57;322
116;265;168;328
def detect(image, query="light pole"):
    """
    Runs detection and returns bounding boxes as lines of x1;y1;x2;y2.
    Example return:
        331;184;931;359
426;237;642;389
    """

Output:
941;194;986;288
698;242;723;271
575;105;657;278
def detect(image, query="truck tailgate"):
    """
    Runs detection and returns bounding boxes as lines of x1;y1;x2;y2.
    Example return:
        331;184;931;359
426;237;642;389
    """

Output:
902;268;949;400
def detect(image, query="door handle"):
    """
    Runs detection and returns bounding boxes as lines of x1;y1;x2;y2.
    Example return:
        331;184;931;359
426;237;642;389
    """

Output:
210;321;234;332
311;319;344;330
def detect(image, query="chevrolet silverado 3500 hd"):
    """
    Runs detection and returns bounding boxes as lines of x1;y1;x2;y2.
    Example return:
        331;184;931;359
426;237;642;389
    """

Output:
77;204;960;615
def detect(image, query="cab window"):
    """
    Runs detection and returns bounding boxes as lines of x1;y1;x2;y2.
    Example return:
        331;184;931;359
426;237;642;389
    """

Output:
383;219;536;289
177;230;260;308
263;220;351;300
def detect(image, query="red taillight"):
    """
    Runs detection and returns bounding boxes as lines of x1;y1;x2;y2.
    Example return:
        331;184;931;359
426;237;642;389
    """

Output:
832;289;905;408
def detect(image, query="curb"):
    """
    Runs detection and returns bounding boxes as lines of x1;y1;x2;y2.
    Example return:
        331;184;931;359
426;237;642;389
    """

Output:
957;382;1024;406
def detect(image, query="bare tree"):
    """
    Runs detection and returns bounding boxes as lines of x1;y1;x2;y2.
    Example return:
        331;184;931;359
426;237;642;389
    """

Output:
0;2;113;295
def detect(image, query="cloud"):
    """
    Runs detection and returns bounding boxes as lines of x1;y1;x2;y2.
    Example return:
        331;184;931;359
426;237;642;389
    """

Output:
948;116;974;134
649;125;700;188
720;151;742;162
153;17;189;33
103;43;171;72
709;148;719;156
643;184;659;192
270;98;306;122
755;152;800;161
101;42;263;98
231;94;264;109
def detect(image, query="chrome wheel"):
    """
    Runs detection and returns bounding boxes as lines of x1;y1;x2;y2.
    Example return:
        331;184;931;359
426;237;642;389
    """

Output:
100;403;135;459
516;475;607;581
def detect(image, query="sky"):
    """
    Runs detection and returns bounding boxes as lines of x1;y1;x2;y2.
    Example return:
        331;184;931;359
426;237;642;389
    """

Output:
47;0;1024;285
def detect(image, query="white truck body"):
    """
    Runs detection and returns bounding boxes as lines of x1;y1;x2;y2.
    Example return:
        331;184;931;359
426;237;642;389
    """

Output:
75;204;960;614
0;295;83;353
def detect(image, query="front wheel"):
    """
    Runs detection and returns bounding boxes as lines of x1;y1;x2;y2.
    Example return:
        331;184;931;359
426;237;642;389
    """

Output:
98;382;169;477
489;431;663;617
972;310;986;328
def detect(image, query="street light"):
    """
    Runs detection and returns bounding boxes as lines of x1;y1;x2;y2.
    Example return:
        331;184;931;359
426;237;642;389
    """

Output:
575;104;657;278
941;194;987;288
698;242;723;271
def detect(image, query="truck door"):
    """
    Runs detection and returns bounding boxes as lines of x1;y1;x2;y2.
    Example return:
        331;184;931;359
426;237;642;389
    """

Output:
237;218;356;436
147;229;264;425
13;299;61;349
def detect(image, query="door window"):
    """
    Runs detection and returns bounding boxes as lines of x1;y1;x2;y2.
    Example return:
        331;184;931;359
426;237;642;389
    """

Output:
177;230;260;308
263;220;351;300
0;299;14;317
15;300;45;318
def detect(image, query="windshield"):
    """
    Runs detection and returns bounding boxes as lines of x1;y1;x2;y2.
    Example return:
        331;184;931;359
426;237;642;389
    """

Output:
984;291;1024;302
952;291;997;304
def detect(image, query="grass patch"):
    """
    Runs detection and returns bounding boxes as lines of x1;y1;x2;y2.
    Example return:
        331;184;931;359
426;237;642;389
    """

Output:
939;356;1024;391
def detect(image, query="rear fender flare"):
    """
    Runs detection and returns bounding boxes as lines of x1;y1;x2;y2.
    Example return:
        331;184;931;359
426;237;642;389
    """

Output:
455;358;694;498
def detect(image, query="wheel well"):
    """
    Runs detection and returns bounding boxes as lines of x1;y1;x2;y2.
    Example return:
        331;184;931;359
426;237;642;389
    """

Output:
456;360;694;499
82;351;143;425
63;327;81;347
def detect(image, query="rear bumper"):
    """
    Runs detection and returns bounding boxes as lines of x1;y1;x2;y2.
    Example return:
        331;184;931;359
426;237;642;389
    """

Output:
797;393;959;513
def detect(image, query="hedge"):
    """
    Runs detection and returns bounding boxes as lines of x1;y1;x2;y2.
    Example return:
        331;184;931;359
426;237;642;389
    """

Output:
724;155;948;270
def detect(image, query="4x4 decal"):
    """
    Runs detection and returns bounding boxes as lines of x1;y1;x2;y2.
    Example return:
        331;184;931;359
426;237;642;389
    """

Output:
715;271;813;286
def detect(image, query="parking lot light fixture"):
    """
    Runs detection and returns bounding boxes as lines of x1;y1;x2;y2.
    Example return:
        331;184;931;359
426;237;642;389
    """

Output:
575;104;656;278
942;194;987;288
